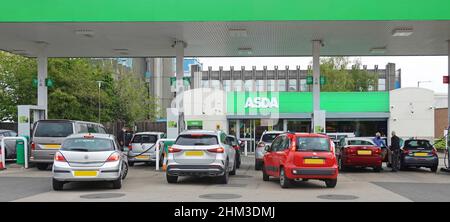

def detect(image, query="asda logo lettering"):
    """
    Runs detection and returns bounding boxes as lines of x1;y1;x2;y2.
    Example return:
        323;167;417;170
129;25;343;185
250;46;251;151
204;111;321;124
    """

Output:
245;97;279;109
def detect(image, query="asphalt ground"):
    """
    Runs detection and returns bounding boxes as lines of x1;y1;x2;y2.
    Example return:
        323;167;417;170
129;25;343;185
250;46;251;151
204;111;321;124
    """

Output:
1;155;450;202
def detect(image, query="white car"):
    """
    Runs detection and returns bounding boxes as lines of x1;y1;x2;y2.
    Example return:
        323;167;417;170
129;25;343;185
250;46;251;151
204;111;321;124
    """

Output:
255;131;286;170
52;133;128;190
166;130;236;184
127;132;166;166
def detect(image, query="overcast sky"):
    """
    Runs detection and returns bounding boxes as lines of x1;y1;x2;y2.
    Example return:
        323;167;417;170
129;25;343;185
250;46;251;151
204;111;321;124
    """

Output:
198;56;448;94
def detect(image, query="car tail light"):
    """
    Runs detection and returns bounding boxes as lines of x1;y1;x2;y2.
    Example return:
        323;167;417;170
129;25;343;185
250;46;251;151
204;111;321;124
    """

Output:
345;147;355;154
54;152;66;162
403;149;410;155
128;144;132;150
106;153;120;162
84;134;94;139
31;142;35;150
374;148;381;154
168;147;182;153
207;147;225;153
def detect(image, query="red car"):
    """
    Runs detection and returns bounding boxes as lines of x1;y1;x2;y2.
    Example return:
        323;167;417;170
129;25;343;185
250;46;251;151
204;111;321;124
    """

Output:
262;133;338;188
337;138;383;172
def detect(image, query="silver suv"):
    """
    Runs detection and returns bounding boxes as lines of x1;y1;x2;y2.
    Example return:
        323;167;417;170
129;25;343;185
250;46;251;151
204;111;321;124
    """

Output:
166;130;236;184
255;131;285;170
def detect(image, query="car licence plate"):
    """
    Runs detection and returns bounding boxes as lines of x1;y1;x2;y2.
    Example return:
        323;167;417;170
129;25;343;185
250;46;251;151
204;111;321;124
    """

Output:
135;155;149;160
44;144;61;149
357;150;372;155
304;159;325;164
414;152;428;157
74;171;98;177
185;151;204;156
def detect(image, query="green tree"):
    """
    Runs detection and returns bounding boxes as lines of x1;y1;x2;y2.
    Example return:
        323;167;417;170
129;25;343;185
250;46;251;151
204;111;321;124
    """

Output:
317;57;378;92
0;51;36;121
0;52;159;126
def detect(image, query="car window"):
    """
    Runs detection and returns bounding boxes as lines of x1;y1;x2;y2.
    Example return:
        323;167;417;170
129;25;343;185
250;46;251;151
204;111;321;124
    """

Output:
77;123;89;133
296;137;330;152
281;136;290;150
404;140;432;150
262;133;282;143
348;140;375;146
34;122;74;137
270;136;283;152
98;126;106;134
175;134;219;146
61;138;114;152
132;135;158;144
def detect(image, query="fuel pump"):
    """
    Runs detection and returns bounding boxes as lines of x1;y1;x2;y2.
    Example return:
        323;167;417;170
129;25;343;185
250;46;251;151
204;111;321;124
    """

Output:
441;127;450;172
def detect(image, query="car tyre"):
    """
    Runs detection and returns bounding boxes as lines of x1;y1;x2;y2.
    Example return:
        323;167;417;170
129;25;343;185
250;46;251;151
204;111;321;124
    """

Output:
217;162;230;184
279;167;292;189
36;163;48;171
325;179;337;188
338;157;347;172
262;165;270;181
112;177;123;189
431;166;438;173
52;178;64;191
128;161;134;167
121;163;129;179
166;174;178;183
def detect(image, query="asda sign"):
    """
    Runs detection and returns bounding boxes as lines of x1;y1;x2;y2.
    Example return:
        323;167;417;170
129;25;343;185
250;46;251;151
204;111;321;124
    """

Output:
227;92;389;115
245;97;279;109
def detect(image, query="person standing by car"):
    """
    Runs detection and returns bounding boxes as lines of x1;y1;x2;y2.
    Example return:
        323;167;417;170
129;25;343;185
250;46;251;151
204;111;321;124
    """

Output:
372;132;386;148
390;131;401;172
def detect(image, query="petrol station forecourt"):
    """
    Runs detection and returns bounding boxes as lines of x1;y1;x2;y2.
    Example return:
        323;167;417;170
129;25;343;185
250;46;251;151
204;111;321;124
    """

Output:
1;0;450;203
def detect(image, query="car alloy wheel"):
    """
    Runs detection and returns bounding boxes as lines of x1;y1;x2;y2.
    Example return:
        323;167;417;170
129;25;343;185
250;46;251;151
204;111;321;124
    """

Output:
279;168;291;188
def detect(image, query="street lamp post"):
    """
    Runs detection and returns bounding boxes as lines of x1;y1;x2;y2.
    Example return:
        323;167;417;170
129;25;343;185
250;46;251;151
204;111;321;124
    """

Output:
96;80;104;123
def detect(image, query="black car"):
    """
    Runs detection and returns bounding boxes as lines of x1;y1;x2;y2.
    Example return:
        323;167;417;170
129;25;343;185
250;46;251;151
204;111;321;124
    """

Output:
400;139;438;172
226;135;241;169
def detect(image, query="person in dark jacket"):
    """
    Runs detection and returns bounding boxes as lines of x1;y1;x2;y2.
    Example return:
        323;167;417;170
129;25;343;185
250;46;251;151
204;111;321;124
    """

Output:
390;131;401;172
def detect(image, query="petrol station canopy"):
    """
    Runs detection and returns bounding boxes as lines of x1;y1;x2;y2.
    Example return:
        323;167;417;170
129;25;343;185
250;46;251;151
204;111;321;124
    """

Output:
0;0;449;57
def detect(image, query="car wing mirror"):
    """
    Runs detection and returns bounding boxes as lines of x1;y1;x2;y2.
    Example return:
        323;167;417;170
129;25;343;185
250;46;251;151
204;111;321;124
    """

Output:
265;146;271;152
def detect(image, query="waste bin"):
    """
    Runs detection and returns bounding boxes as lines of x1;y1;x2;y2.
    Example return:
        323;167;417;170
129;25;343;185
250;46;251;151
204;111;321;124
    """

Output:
16;136;28;166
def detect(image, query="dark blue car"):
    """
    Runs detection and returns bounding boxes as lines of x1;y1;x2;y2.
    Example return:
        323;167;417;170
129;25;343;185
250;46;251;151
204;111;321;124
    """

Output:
400;139;438;172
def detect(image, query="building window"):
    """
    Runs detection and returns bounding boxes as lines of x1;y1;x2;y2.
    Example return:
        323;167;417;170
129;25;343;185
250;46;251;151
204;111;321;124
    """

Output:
278;79;286;92
233;80;243;91
244;80;254;91
299;79;307;92
223;80;231;91
256;80;265;91
288;79;297;91
267;79;276;92
378;79;386;91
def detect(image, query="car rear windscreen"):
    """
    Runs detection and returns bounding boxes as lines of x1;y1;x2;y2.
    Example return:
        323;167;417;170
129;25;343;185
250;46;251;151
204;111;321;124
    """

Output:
34;122;73;137
297;137;330;152
132;135;158;144
176;134;218;146
404;140;432;150
61;138;114;152
262;133;281;143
